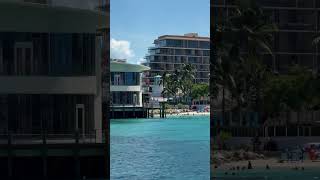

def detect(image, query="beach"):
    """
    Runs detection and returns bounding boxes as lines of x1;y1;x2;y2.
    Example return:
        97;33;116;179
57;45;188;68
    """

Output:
167;111;210;116
215;158;320;171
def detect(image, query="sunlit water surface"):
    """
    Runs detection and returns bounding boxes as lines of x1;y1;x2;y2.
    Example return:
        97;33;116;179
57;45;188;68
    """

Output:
111;115;210;180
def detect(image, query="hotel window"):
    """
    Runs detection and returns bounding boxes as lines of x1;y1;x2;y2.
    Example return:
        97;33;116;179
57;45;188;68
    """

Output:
14;42;33;76
188;40;198;48
200;41;210;49
114;74;121;85
50;34;72;75
203;50;210;56
166;39;183;47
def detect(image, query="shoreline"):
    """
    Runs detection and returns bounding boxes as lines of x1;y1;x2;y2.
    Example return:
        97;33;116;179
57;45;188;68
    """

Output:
214;159;320;171
165;111;210;117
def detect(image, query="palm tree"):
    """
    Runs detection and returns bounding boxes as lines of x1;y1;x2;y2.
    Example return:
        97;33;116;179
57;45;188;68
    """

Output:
211;0;278;138
179;64;196;105
161;72;179;104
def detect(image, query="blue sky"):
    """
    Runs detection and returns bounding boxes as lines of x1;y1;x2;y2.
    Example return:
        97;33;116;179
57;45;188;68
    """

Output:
110;0;210;64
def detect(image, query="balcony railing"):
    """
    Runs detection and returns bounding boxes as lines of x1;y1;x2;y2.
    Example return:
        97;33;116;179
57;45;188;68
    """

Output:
2;0;105;11
0;129;105;145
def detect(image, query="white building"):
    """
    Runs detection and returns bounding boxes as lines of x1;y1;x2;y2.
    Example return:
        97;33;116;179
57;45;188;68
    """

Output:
110;60;150;118
148;75;167;108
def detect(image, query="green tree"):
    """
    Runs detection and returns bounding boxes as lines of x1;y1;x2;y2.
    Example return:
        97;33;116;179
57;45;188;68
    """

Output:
179;64;196;104
161;72;179;104
161;64;196;105
211;0;277;124
191;83;209;100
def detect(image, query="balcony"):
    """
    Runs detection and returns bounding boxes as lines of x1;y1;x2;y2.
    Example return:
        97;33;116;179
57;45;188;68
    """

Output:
0;129;105;145
1;0;104;11
0;76;97;94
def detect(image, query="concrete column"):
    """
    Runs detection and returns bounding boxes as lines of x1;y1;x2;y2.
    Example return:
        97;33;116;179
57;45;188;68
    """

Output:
95;36;103;143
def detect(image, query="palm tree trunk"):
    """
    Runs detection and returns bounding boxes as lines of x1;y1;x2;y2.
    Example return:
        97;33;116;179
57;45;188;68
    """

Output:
222;84;225;122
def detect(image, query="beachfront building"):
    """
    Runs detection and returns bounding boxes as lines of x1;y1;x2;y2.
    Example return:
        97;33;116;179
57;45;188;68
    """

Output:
212;0;320;74
110;59;150;118
0;0;109;179
143;75;167;108
143;33;210;84
211;0;320;149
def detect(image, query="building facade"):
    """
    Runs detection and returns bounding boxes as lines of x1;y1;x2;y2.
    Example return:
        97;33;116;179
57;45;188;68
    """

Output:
212;0;320;74
143;33;210;84
110;59;150;118
211;0;320;147
0;0;109;179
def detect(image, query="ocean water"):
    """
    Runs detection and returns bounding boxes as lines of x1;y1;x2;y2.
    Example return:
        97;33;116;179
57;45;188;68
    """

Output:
110;115;210;180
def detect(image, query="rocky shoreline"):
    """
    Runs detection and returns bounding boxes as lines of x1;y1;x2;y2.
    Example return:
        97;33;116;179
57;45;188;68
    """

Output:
211;150;265;166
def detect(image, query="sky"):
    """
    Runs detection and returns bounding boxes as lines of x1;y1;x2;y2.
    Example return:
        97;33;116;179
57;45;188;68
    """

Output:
110;0;210;64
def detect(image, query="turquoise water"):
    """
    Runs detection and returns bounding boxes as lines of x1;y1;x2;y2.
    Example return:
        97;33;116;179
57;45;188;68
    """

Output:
110;115;210;180
213;168;320;180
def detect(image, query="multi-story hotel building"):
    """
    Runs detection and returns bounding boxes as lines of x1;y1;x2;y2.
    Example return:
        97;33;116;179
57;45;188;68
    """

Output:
110;59;150;118
212;0;320;74
0;0;109;179
211;0;320;148
143;33;210;84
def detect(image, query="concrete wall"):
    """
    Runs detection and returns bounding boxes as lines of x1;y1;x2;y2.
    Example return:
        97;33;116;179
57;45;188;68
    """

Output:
0;76;97;94
0;2;108;33
110;85;141;92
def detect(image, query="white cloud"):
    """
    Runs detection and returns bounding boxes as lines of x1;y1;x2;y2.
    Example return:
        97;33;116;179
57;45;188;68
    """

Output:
137;58;145;65
110;38;135;60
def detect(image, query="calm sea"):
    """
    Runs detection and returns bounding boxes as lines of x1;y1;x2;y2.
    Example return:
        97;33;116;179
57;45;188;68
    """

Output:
110;115;210;180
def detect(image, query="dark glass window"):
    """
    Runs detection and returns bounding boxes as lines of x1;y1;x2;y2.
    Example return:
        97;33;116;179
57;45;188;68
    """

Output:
111;72;140;85
165;39;183;47
0;32;96;76
0;94;94;134
111;92;139;105
203;50;210;56
200;41;210;49
188;40;198;48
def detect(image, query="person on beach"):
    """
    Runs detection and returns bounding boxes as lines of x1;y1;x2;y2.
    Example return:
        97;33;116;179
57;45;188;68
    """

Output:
266;164;270;170
248;161;253;169
299;146;304;162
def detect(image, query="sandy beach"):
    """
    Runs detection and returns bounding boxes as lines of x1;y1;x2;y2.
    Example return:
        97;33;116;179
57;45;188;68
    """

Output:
166;111;210;117
215;158;320;171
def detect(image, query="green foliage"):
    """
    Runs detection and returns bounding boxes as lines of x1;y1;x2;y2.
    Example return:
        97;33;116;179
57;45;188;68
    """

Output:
264;65;320;114
219;131;232;150
162;63;196;104
191;83;209;100
219;131;232;142
211;0;278;114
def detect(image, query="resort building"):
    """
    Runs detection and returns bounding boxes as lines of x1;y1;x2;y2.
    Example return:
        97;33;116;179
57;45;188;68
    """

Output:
0;0;109;179
143;33;210;84
142;75;167;109
212;0;319;74
212;0;320;148
110;59;150;118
